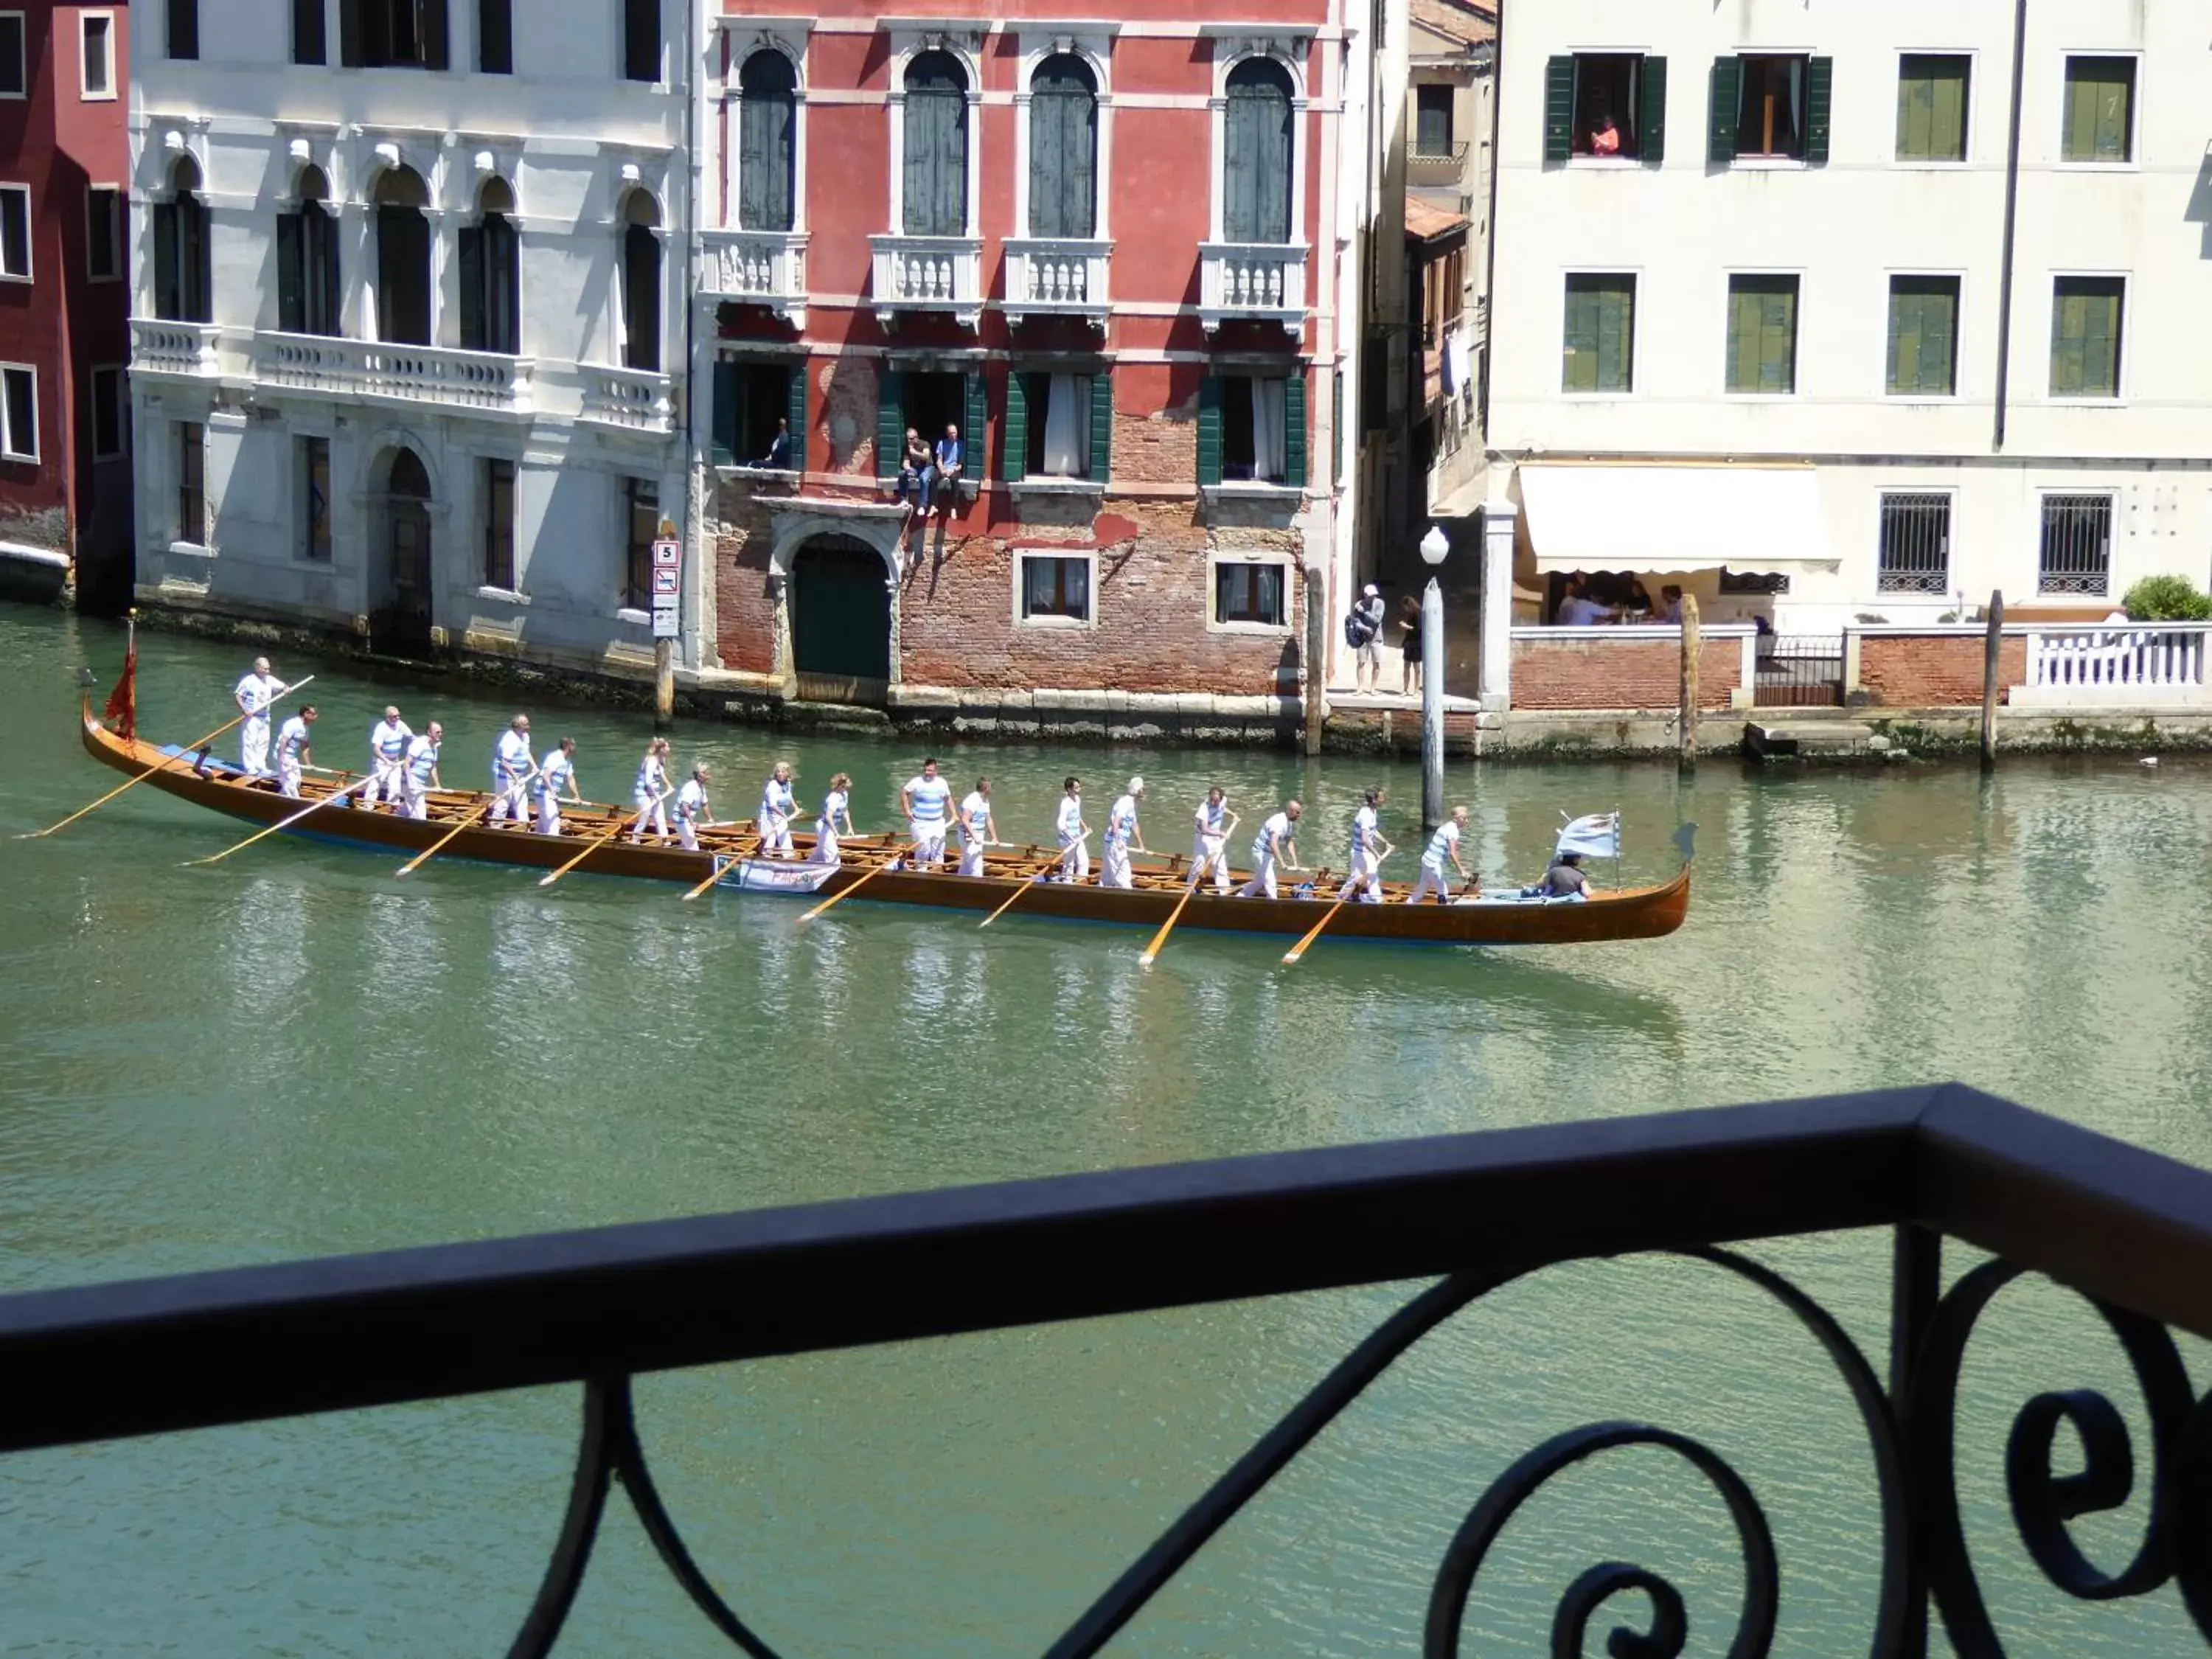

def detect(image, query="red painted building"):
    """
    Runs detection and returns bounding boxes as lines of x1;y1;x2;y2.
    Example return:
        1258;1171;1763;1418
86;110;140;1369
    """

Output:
695;0;1370;728
0;1;131;603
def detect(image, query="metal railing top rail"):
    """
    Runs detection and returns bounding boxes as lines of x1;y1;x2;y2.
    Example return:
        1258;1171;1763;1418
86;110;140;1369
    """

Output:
1;1085;2210;1455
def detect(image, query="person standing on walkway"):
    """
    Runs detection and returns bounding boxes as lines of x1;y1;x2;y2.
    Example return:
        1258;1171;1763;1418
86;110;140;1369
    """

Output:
1408;806;1472;903
536;737;581;835
1190;787;1236;894
1397;595;1425;695
1101;777;1147;890
401;722;444;821
958;776;997;877
233;658;284;777
363;706;413;812
274;705;318;799
814;772;854;866
1338;787;1392;902
902;757;954;870
1237;801;1303;900
489;715;535;827
629;737;672;842
1347;585;1386;694
1055;776;1090;883
759;761;799;858
675;764;712;852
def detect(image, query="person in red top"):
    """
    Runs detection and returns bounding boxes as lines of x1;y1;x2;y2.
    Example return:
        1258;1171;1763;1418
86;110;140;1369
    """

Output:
1590;113;1622;156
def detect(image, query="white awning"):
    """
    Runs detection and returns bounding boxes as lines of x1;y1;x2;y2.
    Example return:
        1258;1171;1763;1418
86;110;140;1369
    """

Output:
1517;464;1839;577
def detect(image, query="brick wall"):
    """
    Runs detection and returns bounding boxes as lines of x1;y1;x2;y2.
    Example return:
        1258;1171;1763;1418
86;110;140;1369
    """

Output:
1509;636;1742;712
1857;634;2025;706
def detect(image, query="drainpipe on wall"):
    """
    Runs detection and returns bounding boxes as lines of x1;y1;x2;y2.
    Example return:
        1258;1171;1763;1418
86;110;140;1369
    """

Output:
1476;18;1501;444
1992;0;2029;453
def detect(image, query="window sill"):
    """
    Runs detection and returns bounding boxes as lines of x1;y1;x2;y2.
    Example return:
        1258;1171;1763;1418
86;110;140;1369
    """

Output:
2055;160;2138;172
1201;481;1302;504
474;585;529;605
615;607;651;626
1564;156;1649;168
0;273;31;286
2042;395;2125;407
1727;156;1811;170
167;540;214;558
1018;611;1096;630
1007;476;1102;498
715;466;802;490
1559;390;1635;401
1208;618;1293;638
1891;158;1971;169
0;448;38;464
1720;392;1800;402
1882;392;1961;403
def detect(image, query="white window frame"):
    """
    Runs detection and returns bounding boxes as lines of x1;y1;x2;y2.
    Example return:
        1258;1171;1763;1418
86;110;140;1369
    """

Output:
1719;266;1808;400
78;10;116;100
1881;267;1966;402
1891;48;1976;168
885;25;987;240
1206;553;1293;636
88;363;125;459
2056;49;2141;170
2045;268;2129;404
1013;30;1115;241
85;184;122;282
1559;266;1641;400
0;13;24;101
1205;31;1311;246
1012;549;1097;630
1558;49;1655;170
0;362;35;460
2034;488;2117;598
1722;48;1818;170
717;27;812;235
0;183;29;283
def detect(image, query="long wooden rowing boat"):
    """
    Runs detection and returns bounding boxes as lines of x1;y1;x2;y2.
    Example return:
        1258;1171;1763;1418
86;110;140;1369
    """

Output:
77;710;1690;946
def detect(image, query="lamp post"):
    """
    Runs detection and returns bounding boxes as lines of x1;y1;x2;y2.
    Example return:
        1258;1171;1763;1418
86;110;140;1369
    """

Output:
1419;524;1449;835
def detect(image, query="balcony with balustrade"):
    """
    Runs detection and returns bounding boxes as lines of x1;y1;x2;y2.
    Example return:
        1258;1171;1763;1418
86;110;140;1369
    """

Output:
869;234;986;331
251;333;535;417
129;319;227;381
1198;243;1309;336
699;230;810;330
1001;239;1111;328
579;364;676;434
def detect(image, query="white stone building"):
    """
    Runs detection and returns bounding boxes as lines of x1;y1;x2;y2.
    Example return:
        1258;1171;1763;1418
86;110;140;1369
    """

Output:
1483;0;2212;637
126;0;695;675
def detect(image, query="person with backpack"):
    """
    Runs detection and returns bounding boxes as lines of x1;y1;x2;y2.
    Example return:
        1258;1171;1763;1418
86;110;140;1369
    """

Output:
1345;583;1387;692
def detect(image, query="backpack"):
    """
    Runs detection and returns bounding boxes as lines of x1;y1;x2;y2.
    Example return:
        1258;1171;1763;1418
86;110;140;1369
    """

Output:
1344;604;1377;648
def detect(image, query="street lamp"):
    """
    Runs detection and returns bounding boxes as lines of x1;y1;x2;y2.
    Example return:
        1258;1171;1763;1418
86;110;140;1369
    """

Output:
1419;525;1449;835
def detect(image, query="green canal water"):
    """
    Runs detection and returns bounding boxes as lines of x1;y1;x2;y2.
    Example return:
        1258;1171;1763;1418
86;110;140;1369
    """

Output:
2;605;2210;1655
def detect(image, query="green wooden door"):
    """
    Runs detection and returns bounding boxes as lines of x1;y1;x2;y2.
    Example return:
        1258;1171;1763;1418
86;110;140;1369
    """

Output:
790;538;891;700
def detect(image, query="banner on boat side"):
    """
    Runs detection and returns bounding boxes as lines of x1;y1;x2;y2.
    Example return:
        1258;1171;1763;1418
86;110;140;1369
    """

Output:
721;859;837;895
651;539;681;640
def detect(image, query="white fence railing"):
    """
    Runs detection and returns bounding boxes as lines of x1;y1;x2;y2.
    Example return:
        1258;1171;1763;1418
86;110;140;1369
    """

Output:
1198;243;1307;335
869;234;984;328
699;230;808;324
1003;238;1110;322
579;364;675;433
130;319;224;378
2015;625;2212;707
254;333;534;412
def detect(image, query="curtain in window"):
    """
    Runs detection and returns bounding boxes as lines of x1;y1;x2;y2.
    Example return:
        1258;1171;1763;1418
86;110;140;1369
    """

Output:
1042;373;1089;477
1251;378;1286;482
1028;55;1096;239
738;50;796;232
903;52;967;237
1223;58;1293;243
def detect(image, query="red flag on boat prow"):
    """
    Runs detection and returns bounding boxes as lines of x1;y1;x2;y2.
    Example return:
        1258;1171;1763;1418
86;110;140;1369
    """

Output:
101;619;136;740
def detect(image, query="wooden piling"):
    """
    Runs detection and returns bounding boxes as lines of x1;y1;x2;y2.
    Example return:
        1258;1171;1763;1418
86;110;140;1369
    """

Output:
1979;590;2003;770
653;636;675;730
1678;595;1700;773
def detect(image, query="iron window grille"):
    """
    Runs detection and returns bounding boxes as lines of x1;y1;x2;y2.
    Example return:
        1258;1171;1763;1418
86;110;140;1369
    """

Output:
1877;493;1952;594
2038;495;2112;595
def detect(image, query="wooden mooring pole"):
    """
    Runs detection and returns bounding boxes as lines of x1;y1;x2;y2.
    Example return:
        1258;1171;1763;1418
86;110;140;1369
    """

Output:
1980;590;2003;771
653;636;675;731
1678;595;1700;773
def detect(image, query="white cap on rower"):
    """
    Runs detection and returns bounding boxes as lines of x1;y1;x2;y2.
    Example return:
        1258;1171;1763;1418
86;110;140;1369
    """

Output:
1127;775;1144;794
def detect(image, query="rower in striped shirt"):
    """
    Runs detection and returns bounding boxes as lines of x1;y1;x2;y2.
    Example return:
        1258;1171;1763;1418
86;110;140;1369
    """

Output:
902;757;954;870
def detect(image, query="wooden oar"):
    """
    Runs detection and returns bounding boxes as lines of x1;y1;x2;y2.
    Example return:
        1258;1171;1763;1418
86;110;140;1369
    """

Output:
183;770;369;867
1281;856;1391;965
538;791;667;890
681;832;767;901
394;800;493;877
24;676;318;840
979;834;1089;929
799;842;922;923
1138;844;1225;967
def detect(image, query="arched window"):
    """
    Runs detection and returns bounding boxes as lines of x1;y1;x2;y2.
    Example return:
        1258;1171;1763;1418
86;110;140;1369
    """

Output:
1222;58;1293;244
153;156;211;322
459;176;521;355
373;166;431;346
619;189;662;372
902;50;967;237
737;49;796;233
277;164;341;336
1027;55;1097;239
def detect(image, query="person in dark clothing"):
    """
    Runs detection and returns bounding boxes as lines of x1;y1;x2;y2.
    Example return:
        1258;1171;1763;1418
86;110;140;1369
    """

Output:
1543;852;1590;898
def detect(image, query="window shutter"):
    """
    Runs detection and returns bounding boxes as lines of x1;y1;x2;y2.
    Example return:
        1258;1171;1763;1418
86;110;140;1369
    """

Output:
311;209;341;335
1261;88;1292;243
1196;375;1222;487
1804;57;1833;164
456;223;484;349
420;0;449;70
1543;56;1574;163
1332;369;1344;484
709;358;738;463
963;371;988;481
1885;285;1908;394
1030;86;1068;238
1708;57;1742;164
293;0;326;63
1639;57;1667;163
182;198;210;321
153;202;178;321
1222;88;1257;240
1088;369;1112;482
1001;369;1027;482
338;0;361;66
1283;372;1307;490
480;0;512;73
1068;87;1097;239
624;0;658;82
876;368;904;478
276;212;305;333
1562;277;1590;391
491;217;518;353
785;361;810;472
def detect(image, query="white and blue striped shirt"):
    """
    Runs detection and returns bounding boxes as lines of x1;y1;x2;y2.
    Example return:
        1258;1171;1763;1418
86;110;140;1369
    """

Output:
370;717;411;763
760;777;796;824
635;755;667;803
276;715;310;764
493;729;532;788
1422;820;1461;869
905;775;951;825
1106;794;1138;848
538;751;574;799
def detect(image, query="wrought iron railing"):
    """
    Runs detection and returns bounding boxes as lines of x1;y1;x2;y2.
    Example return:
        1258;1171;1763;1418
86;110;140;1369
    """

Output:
5;1085;2212;1654
1754;631;1846;706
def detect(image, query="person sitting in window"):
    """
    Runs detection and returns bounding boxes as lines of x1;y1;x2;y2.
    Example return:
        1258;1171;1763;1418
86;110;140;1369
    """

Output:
919;423;963;516
749;418;792;471
1589;112;1622;157
894;428;930;507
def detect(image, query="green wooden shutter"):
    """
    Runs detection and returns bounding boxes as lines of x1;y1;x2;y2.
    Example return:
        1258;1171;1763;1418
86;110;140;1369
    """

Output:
456;223;484;349
1282;372;1307;490
1804;57;1833;164
153;202;178;320
1331;370;1343;485
1543;56;1574;163
1001;369;1027;482
876;368;904;478
710;358;739;463
2083;282;2118;394
338;0;361;66
1088;369;1112;482
1708;58;1742;164
1196;375;1222;487
1763;282;1796;392
1639;57;1667;163
276;212;305;333
1597;279;1630;390
963;372;988;482
739;53;797;232
420;0;449;69
1562;276;1592;392
1886;283;1914;394
785;361;810;472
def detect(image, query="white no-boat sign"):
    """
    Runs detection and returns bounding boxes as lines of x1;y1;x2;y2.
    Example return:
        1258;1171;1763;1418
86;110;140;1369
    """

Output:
651;539;681;638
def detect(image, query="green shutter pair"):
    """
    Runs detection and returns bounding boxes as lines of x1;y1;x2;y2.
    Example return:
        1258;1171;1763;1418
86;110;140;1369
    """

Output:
1562;275;1635;392
2061;58;2135;163
2051;279;2123;397
711;358;811;467
875;369;905;479
1195;374;1307;488
1896;55;1969;162
1001;372;1116;484
1886;278;1958;397
1708;57;1832;164
1725;277;1798;394
1540;57;1667;164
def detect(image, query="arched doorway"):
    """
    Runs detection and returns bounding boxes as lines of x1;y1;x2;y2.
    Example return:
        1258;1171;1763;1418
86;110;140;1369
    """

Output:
372;449;434;657
790;535;891;704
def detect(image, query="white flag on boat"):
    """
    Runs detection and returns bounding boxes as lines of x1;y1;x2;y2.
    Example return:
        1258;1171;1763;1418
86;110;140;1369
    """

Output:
1556;812;1620;860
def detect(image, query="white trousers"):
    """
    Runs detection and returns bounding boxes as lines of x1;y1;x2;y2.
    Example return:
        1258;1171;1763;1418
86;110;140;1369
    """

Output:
1408;860;1453;903
1191;835;1231;892
678;816;700;852
632;796;667;839
813;825;841;865
762;817;795;856
362;759;407;809
959;835;987;877
490;777;529;824
1059;835;1088;883
911;824;947;867
1100;841;1134;889
405;780;431;821
1338;849;1382;902
240;716;271;776
277;758;302;799
537;794;563;835
1237;850;1279;900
